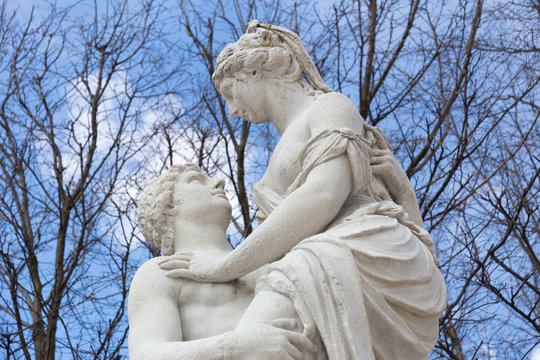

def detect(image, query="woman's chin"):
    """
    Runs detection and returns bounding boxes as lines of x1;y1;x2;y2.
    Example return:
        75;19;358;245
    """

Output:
246;116;268;124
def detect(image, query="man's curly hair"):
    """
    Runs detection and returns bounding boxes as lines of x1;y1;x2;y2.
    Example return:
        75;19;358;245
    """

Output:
137;164;199;255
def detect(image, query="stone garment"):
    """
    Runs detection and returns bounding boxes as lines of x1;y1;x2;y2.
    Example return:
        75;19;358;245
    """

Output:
253;128;447;360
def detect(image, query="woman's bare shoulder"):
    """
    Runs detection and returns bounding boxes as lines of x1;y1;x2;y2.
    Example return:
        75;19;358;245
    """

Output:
308;92;362;134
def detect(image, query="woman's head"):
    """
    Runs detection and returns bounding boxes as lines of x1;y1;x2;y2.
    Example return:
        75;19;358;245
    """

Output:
212;20;332;97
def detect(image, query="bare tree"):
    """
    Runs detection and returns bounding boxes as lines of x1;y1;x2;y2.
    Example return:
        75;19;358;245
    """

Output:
0;0;186;358
175;0;539;358
1;0;537;358
173;0;312;243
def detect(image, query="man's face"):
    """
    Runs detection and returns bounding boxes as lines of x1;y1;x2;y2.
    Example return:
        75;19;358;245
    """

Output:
172;167;232;228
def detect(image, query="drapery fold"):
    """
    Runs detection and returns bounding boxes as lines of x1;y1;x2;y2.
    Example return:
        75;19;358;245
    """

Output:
253;128;446;359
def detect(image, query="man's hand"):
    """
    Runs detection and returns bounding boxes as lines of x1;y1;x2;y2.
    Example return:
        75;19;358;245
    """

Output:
223;319;318;360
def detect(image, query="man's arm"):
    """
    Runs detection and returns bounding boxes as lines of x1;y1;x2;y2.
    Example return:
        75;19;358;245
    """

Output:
128;258;317;360
128;258;223;360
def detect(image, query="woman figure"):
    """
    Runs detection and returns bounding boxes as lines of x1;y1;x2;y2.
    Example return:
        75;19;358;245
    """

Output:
160;20;446;359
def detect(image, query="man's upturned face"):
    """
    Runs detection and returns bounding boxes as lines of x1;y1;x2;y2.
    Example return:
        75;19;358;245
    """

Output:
172;167;232;228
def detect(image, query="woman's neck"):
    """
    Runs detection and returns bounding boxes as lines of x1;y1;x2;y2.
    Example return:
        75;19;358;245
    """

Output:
265;81;317;135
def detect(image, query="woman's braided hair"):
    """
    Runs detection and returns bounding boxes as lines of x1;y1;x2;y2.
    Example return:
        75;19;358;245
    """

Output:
212;20;333;96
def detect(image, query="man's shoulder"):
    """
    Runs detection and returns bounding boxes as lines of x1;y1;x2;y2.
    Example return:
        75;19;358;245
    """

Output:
129;257;179;300
133;257;165;279
127;257;184;347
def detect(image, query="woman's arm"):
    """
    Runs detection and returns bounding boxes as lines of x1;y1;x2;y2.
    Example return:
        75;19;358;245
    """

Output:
222;155;353;279
160;94;362;282
214;94;363;278
160;154;353;282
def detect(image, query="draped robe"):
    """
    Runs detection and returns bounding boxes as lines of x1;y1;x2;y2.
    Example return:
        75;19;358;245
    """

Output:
253;128;446;360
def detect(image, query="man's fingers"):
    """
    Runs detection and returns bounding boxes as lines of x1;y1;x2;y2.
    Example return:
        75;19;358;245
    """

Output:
266;318;297;331
285;331;317;353
371;127;391;149
159;260;190;270
370;150;392;165
371;164;384;172
286;343;303;360
265;318;316;353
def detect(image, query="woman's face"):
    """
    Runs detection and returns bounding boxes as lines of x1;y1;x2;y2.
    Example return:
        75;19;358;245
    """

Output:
219;77;269;124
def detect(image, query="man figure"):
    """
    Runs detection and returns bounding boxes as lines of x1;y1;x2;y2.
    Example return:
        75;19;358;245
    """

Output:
128;164;315;360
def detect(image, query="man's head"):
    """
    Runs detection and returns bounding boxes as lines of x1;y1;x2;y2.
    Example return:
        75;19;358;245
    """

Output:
137;164;231;255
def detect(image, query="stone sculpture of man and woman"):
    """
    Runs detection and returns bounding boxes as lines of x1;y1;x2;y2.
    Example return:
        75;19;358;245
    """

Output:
128;20;446;360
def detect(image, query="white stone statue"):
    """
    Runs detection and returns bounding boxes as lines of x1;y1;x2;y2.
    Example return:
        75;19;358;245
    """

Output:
129;20;446;360
129;164;317;359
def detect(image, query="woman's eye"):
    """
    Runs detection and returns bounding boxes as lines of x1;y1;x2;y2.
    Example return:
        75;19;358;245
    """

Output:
188;176;199;183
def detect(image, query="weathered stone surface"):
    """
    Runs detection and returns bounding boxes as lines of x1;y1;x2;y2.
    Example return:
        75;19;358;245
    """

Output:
128;20;446;360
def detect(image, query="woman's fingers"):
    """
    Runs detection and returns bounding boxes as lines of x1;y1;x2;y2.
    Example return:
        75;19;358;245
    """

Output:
165;269;196;279
266;318;297;331
158;253;198;279
158;253;193;265
159;260;190;270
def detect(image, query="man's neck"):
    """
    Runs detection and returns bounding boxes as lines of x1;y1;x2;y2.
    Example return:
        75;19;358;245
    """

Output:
173;221;232;254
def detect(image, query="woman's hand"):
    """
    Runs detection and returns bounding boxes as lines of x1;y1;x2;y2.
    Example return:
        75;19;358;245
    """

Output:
370;148;409;198
158;251;234;282
223;319;318;360
370;148;425;227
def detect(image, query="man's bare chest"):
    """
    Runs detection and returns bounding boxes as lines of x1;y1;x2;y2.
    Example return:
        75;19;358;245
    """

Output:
177;279;254;340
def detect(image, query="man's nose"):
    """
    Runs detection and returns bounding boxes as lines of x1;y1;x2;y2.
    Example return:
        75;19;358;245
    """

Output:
213;178;225;189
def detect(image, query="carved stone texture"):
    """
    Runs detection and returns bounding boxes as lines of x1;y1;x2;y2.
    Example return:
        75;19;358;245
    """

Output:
128;20;446;360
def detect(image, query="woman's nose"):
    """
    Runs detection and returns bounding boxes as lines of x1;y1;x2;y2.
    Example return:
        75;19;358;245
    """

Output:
229;105;240;117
